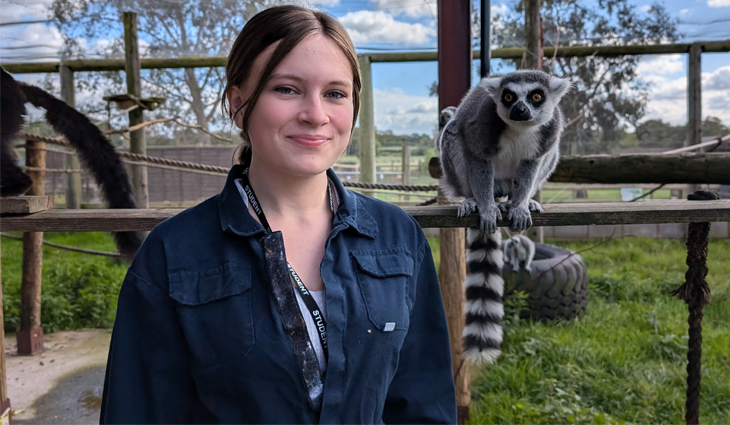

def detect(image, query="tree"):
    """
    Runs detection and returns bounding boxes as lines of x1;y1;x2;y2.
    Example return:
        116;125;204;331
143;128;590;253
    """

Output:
634;119;685;149
50;0;286;145
485;0;681;154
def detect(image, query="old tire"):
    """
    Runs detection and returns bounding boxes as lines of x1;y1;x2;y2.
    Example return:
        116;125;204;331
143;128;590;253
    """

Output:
503;243;589;320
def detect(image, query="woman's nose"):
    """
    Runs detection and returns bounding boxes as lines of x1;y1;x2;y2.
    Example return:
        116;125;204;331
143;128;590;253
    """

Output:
299;95;329;125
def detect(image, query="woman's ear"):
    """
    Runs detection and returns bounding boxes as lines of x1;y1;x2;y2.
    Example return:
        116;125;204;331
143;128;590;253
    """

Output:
227;86;246;129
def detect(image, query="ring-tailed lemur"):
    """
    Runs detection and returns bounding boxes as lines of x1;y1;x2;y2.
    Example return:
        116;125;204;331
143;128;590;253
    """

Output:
503;234;535;273
438;70;571;364
1;68;142;260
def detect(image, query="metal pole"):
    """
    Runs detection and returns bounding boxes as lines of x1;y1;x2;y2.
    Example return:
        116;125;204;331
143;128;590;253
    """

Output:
480;0;491;78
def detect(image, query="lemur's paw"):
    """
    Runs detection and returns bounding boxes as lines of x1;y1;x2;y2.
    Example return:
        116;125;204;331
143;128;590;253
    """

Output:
478;204;502;234
508;205;532;232
457;198;478;218
497;201;509;215
528;199;543;213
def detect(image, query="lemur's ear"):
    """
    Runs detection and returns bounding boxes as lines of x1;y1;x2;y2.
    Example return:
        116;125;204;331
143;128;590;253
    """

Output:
478;77;502;94
549;77;572;100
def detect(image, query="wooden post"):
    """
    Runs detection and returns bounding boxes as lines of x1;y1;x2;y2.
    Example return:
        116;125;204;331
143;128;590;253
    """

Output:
402;140;411;202
124;12;149;208
0;256;10;418
60;64;82;209
686;43;702;195
357;54;376;197
524;0;544;242
17;138;46;355
438;0;472;422
524;0;542;70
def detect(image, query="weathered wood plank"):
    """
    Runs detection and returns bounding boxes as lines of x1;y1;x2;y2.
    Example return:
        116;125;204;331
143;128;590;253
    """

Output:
1;200;729;232
0;196;52;215
430;153;730;184
551;153;730;184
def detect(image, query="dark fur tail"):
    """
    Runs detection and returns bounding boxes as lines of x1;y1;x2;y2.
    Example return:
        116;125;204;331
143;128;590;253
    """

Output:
463;228;504;364
1;68;33;196
19;82;142;260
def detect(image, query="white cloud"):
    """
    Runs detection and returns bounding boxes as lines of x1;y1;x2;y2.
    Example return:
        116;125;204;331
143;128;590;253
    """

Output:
340;10;436;45
369;0;437;19
707;0;730;7
373;87;438;135
642;65;730;125
0;0;51;22
636;54;683;76
639;4;651;13
0;23;64;62
491;3;509;17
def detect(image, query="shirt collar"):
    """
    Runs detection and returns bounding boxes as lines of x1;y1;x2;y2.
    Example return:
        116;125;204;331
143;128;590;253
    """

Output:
218;164;377;239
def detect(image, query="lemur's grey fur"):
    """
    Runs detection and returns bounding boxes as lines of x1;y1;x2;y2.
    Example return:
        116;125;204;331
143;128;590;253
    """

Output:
439;70;571;233
438;70;570;364
435;106;456;151
503;234;536;273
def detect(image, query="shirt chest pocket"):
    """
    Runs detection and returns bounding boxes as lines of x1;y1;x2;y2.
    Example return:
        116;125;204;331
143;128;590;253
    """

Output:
352;249;414;332
168;262;254;366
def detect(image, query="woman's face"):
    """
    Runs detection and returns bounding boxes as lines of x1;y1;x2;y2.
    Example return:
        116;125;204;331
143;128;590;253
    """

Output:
229;34;354;178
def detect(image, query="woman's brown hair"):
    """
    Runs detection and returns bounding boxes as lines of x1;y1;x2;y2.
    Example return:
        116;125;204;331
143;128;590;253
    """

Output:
222;5;361;164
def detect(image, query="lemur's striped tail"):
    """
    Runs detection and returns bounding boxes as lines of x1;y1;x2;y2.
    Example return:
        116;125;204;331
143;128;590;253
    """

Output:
463;228;504;364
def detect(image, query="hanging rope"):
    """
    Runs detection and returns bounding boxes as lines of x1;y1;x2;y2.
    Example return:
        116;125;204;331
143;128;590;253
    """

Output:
670;190;717;425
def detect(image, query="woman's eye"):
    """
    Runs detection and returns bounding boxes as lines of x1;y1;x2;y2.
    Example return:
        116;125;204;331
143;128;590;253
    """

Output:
275;87;295;95
503;93;513;102
326;91;347;99
532;93;543;102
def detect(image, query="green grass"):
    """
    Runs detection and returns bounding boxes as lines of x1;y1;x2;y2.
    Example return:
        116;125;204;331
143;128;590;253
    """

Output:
426;236;730;424
3;233;729;421
1;232;128;332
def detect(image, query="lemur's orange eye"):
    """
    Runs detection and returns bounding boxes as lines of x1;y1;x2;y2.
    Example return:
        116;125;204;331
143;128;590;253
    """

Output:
503;93;514;102
532;93;543;102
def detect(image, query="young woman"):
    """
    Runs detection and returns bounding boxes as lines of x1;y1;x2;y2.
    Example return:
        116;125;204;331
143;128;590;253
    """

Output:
100;5;456;423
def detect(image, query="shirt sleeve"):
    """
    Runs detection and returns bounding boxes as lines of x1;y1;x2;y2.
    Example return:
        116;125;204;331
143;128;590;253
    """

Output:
382;240;458;424
99;231;205;424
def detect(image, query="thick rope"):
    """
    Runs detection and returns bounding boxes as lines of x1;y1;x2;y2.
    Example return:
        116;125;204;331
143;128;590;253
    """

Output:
1;233;121;258
17;132;439;192
670;190;716;425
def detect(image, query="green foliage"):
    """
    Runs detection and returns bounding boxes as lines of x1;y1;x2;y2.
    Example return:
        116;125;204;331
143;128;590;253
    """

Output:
1;232;128;333
459;237;730;424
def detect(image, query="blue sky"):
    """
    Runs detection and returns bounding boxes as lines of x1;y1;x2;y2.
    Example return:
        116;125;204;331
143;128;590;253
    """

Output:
1;0;729;136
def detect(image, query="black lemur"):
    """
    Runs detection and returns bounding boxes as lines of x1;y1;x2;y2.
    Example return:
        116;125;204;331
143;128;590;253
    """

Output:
1;67;142;261
438;70;571;364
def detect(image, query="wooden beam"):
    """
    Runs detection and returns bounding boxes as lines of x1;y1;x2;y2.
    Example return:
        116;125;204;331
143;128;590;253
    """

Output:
124;12;149;209
358;55;376;196
551;153;730;184
5;40;729;74
18;138;46;356
7;200;730;232
60;64;82;209
439;1;473;422
524;0;542;69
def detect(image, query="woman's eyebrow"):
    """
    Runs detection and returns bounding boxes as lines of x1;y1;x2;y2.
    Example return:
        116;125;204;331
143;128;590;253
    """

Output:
269;73;352;88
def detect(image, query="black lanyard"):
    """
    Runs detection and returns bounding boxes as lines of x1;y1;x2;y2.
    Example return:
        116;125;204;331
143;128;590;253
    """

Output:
240;170;330;362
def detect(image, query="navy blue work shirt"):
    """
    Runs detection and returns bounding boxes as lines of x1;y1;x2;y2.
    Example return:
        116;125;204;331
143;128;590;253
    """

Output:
100;164;457;424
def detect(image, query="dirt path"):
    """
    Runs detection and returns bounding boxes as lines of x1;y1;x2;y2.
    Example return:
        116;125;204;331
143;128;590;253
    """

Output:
4;330;111;422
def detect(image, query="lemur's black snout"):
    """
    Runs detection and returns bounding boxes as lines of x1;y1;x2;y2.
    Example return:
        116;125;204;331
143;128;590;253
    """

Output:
510;101;531;121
